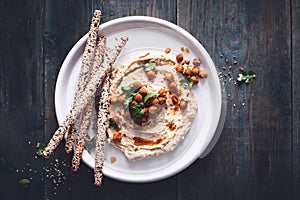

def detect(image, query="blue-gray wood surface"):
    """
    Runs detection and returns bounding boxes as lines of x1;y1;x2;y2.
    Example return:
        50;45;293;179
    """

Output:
0;0;299;199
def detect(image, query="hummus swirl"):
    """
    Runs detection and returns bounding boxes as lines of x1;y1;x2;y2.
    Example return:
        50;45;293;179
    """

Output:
107;56;198;160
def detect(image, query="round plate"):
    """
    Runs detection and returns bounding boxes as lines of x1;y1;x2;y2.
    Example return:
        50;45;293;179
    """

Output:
55;16;222;183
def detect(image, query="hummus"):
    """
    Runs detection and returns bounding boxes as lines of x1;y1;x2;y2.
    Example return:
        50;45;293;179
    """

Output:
107;55;198;160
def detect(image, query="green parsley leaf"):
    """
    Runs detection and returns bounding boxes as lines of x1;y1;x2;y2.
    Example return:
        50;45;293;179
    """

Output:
142;60;156;72
36;142;46;156
237;71;256;83
179;76;193;88
143;93;159;103
18;178;30;188
123;96;133;107
130;103;144;118
121;85;138;94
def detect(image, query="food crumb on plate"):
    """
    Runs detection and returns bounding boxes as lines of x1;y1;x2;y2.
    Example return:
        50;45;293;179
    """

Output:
110;156;117;163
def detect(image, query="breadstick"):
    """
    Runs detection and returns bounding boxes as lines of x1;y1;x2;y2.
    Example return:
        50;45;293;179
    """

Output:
94;74;111;186
43;10;102;158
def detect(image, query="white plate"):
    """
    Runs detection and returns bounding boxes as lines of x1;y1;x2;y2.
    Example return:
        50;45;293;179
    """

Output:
55;16;222;183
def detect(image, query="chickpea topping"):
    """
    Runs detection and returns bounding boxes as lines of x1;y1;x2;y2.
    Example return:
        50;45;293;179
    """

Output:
158;88;167;97
176;53;184;63
139;87;148;96
171;95;180;105
164;47;171;54
184;68;192;76
199;69;208;78
110;95;118;103
164;72;174;81
192;58;201;66
112;132;122;142
130;100;137;106
190;76;199;84
191;67;199;75
117;94;126;103
180;101;187;110
143;108;149;116
151;98;159;105
175;64;184;73
132;81;142;88
168;81;177;91
183;59;190;65
146;70;156;80
158;97;166;104
134;93;143;102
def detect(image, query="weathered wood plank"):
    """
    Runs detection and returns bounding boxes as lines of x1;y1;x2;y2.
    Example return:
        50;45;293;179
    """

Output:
292;0;300;199
0;0;45;199
177;0;292;199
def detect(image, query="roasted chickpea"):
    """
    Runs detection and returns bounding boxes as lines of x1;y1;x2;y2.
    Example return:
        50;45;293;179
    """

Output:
175;64;184;73
192;57;201;66
139;87;148;96
158;97;166;104
176;53;184;63
134;93;143;102
199;69;208;78
117;94;126;103
146;70;156;80
168;81;177;91
191;67;199;75
110;95;118;103
143;107;149;116
190;76;199;84
171;95;179;105
112;131;122;142
158;88;167;97
184;68;192;76
130;100;137;106
151;98;159;105
179;100;187;110
132;81;142;88
164;72;174;81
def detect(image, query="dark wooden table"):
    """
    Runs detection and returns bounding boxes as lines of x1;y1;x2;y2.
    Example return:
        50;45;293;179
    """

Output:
0;0;299;199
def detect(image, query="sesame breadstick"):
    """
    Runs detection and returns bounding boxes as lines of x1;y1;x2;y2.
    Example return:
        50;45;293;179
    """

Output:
43;10;101;158
94;74;111;186
66;36;106;155
72;36;128;171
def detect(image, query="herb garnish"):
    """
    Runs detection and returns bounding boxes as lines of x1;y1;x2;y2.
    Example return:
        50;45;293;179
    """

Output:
121;86;139;107
142;60;156;72
130;103;144;118
179;76;194;88
18;178;30;188
237;71;256;83
36;142;46;156
143;93;159;103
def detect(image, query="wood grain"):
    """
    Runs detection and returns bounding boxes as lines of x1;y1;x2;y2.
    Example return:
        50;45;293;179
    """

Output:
177;0;293;199
0;0;298;199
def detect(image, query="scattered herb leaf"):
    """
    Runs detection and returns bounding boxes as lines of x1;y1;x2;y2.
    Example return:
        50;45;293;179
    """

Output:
237;71;256;83
130;103;144;118
121;86;138;94
142;60;156;72
179;76;194;88
143;93;159;103
18;178;30;188
36;142;46;156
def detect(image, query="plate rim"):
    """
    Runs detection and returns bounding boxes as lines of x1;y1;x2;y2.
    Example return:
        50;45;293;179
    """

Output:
55;16;222;183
